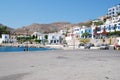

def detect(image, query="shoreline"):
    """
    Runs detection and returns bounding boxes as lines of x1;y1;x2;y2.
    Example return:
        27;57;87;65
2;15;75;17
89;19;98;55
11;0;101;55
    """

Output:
0;43;79;50
0;43;46;48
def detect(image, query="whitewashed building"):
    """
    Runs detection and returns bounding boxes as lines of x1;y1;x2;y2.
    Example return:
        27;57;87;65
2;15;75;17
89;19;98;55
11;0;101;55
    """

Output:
59;29;67;35
73;26;81;35
80;26;93;38
108;4;120;17
31;32;45;40
48;33;63;44
0;34;10;44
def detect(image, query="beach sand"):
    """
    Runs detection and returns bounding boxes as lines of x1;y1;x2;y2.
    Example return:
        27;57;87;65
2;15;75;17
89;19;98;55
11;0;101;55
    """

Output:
0;50;120;80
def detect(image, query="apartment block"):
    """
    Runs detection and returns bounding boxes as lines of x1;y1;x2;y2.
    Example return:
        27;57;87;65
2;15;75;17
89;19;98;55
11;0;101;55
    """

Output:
108;4;120;17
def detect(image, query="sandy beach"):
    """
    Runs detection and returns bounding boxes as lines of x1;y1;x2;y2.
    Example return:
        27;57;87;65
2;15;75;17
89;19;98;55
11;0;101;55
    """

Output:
0;50;120;80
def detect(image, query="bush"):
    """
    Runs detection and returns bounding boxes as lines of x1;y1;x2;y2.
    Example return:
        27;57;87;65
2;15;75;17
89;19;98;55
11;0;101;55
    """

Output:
107;31;120;37
80;38;90;44
35;39;41;43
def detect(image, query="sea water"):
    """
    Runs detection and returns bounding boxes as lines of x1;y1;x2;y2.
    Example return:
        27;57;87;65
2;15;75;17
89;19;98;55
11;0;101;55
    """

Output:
0;46;54;52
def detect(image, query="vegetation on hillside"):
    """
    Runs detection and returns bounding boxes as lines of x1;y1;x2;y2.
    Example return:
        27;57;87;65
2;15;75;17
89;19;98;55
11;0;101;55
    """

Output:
93;21;104;26
0;24;10;37
78;21;93;27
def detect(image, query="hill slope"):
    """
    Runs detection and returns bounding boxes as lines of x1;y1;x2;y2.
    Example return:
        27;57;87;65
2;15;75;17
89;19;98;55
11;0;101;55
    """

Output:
14;22;74;35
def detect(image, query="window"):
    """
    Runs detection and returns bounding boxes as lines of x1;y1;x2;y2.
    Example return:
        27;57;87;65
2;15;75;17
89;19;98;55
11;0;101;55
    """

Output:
5;36;7;39
75;29;79;31
112;27;114;30
89;30;91;33
116;8;118;10
52;36;55;39
118;26;120;29
114;24;117;26
57;40;59;42
81;31;83;34
109;10;111;12
54;40;56;43
109;27;111;30
97;27;101;31
51;40;53;43
117;40;119;43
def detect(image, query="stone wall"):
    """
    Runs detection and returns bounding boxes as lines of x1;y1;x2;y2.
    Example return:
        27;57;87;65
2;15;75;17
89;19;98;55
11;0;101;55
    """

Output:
90;38;117;45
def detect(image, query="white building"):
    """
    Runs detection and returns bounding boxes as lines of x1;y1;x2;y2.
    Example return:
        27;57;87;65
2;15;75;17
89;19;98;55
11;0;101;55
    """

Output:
80;26;93;38
48;33;63;44
31;32;45;40
73;26;81;35
93;20;120;38
108;4;120;17
59;29;67;35
0;34;10;44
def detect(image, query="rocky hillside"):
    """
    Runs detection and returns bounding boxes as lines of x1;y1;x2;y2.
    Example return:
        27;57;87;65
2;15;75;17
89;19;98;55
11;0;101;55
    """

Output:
14;22;74;35
14;20;94;35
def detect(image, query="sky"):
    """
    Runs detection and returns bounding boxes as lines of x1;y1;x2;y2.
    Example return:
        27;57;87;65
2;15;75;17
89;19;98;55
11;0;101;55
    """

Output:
0;0;120;29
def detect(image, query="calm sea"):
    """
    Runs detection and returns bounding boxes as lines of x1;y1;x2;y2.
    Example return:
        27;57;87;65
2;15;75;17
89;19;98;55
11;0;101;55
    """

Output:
0;46;54;52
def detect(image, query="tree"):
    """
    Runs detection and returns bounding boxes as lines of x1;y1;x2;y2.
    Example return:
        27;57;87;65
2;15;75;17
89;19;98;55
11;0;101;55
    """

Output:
117;12;120;16
82;32;89;38
44;35;48;39
32;35;36;39
35;39;41;43
0;25;10;37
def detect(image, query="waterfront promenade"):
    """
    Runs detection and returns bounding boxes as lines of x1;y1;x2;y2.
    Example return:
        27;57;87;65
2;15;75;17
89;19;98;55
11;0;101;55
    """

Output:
0;50;120;80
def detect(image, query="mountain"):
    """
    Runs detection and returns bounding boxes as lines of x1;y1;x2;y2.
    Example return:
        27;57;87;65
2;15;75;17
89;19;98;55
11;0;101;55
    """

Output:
0;20;94;35
14;22;74;35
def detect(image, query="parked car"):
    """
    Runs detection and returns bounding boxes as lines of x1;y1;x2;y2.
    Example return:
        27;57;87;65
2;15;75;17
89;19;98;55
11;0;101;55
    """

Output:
78;43;85;48
84;43;94;49
114;37;120;50
100;44;109;50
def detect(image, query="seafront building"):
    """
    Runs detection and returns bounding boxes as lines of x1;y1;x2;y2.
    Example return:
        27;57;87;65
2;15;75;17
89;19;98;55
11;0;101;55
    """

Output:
80;26;93;38
31;32;45;40
48;33;63;44
0;34;10;44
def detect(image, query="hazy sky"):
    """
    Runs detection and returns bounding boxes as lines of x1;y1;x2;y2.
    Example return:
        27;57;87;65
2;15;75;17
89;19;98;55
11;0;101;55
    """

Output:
0;0;120;28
